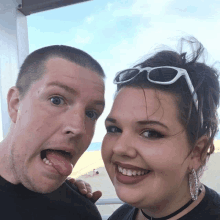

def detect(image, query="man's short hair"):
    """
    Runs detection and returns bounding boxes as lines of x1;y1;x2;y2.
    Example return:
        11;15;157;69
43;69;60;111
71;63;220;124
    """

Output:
16;45;105;99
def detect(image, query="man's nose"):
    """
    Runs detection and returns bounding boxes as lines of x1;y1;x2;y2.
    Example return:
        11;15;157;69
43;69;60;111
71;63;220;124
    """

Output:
62;107;86;137
112;133;137;158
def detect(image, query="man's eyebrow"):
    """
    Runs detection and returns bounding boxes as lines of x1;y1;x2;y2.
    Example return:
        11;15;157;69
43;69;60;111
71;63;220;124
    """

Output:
137;120;169;130
47;81;77;95
47;81;105;108
93;100;105;108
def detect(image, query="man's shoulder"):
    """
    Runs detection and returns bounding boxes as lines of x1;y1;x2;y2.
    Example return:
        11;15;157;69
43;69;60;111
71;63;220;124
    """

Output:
0;179;102;220
108;203;136;220
42;180;102;219
46;180;84;203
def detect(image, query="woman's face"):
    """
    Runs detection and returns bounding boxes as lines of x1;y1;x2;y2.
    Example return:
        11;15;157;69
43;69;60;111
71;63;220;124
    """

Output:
102;87;195;208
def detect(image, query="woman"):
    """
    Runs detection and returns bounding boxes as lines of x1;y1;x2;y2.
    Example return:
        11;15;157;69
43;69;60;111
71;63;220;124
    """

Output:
101;37;220;219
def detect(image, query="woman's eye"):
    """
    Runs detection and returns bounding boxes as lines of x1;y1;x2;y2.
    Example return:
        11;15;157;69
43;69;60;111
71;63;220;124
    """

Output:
50;96;65;106
141;130;164;139
106;126;122;133
86;110;99;121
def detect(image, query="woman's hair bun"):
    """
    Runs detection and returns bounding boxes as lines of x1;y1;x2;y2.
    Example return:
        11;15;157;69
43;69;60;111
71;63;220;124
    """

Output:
180;52;187;65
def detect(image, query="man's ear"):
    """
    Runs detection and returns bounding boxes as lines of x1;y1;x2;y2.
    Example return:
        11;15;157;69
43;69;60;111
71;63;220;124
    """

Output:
189;135;209;171
7;86;20;123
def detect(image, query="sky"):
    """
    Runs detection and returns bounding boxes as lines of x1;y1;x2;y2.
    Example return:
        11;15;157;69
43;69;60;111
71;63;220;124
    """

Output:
27;0;220;143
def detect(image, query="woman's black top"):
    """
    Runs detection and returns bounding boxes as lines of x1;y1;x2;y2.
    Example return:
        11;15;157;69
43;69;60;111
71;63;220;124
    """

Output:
108;185;220;220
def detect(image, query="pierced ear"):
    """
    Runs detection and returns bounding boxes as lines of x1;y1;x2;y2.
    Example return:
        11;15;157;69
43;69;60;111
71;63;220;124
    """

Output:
189;135;209;171
7;86;20;123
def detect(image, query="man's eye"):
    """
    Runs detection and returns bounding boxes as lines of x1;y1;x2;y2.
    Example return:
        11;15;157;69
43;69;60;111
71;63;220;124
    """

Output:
141;130;164;139
86;110;99;121
106;126;122;133
50;96;65;106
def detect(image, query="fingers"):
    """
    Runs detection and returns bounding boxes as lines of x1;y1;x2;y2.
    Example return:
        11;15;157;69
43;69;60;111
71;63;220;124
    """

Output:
67;177;101;202
66;177;75;184
74;179;93;198
84;181;93;198
90;190;102;203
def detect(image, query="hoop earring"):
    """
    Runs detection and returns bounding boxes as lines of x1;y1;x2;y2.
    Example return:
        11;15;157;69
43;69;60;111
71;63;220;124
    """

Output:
189;168;199;200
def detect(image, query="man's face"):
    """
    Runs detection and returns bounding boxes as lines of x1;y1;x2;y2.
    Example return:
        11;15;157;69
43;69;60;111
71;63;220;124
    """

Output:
9;57;105;193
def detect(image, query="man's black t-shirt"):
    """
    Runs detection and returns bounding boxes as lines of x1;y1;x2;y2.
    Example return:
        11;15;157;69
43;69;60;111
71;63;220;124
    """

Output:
108;185;220;220
0;176;102;220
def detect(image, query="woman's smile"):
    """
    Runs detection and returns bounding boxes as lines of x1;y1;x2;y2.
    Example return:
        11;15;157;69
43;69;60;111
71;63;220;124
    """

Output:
115;164;152;185
114;162;152;184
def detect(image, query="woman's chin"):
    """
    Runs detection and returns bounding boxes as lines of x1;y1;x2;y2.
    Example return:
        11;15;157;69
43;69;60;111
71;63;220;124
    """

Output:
115;186;146;207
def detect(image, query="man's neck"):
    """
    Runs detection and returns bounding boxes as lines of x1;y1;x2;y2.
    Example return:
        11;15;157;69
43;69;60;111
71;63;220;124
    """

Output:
0;138;19;185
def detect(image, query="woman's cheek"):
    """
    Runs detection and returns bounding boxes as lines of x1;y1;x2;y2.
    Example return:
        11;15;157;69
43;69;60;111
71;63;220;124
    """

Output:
101;136;110;162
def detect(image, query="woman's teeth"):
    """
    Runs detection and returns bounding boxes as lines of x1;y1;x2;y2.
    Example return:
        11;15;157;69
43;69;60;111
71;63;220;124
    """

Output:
118;165;149;176
43;158;52;166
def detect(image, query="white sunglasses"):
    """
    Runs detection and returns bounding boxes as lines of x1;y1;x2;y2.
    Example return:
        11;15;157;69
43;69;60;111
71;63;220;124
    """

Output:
114;66;198;111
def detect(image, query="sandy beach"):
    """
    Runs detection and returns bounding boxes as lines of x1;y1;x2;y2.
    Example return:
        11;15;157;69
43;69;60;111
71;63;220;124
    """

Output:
69;141;220;217
70;151;104;178
69;151;120;216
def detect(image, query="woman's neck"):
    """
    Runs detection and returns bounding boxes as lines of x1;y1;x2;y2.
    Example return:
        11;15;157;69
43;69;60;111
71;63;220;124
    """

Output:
136;185;205;220
142;185;191;218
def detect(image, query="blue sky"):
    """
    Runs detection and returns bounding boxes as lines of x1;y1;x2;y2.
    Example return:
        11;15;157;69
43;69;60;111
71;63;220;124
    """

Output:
27;0;220;142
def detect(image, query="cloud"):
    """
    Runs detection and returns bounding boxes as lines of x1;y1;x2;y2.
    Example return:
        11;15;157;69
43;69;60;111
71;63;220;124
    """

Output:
70;29;93;45
167;0;220;19
108;18;220;68
107;3;113;11
86;16;94;24
75;35;91;44
111;0;173;18
130;0;173;16
110;0;220;21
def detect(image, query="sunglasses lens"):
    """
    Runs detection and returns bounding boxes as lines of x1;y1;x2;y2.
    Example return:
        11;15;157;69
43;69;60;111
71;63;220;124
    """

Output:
115;69;139;82
149;68;178;82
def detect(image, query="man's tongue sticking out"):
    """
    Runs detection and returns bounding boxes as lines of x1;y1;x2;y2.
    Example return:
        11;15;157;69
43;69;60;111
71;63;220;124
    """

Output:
46;151;73;176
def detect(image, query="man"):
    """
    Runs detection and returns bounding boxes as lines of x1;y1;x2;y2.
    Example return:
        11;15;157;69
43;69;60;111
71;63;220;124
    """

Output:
0;45;105;219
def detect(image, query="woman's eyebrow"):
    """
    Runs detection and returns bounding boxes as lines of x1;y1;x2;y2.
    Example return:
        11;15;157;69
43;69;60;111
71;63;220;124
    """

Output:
105;118;168;130
105;117;116;123
137;120;169;130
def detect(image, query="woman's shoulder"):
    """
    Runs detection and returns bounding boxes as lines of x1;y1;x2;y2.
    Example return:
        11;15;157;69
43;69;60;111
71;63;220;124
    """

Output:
186;185;220;219
108;203;136;220
204;185;220;207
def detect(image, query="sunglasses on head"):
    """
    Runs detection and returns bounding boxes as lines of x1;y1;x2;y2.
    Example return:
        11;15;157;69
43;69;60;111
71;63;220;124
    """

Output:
113;66;198;111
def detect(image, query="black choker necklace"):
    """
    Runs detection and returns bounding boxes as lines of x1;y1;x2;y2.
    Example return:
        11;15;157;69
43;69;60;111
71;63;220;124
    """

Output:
141;199;194;220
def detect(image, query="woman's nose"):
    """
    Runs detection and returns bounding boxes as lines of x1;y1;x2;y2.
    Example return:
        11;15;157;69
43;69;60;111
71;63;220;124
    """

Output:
112;134;137;158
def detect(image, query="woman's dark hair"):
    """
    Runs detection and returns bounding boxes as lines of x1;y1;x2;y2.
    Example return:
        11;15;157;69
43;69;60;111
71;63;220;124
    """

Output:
116;37;220;177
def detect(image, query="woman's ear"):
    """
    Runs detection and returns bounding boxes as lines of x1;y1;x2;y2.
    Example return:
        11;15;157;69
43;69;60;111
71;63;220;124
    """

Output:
189;135;209;171
7;86;20;123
